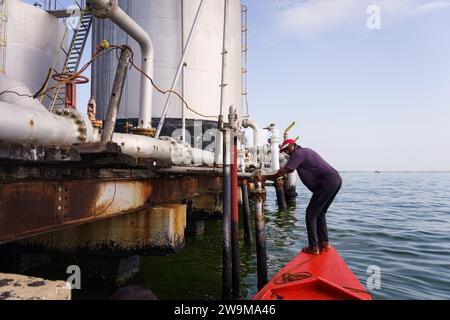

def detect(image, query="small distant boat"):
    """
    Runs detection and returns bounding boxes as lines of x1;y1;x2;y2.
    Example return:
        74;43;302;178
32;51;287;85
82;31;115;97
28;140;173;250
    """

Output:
253;245;372;300
375;171;381;174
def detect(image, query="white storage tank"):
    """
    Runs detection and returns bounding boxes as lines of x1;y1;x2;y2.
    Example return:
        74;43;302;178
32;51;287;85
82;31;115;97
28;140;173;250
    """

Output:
91;0;243;134
0;0;66;103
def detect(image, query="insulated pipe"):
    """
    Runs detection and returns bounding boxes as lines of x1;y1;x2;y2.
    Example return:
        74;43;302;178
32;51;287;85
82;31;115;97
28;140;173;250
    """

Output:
0;77;93;145
192;148;215;166
181;64;187;143
157;166;253;178
0;101;88;146
101;46;132;143
282;122;297;205
281;157;298;206
222;128;232;300
255;181;268;290
231;135;240;299
87;0;155;129
155;0;206;138
285;172;298;205
242;118;261;168
112;133;214;165
269;124;280;171
269;124;287;209
215;116;224;165
242;118;261;147
112;133;172;161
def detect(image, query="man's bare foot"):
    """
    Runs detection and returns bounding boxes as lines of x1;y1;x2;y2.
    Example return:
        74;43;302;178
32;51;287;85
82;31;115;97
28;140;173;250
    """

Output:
302;246;320;255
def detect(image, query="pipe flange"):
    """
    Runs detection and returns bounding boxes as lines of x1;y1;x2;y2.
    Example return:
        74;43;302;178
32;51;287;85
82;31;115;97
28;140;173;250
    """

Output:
53;107;89;142
132;127;156;137
86;0;117;19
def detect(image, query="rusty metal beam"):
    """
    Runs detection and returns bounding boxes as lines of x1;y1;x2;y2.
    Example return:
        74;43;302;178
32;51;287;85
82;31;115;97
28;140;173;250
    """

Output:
0;175;221;245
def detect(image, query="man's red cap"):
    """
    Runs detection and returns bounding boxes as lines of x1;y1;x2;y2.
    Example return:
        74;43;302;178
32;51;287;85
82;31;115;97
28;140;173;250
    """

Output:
280;139;296;153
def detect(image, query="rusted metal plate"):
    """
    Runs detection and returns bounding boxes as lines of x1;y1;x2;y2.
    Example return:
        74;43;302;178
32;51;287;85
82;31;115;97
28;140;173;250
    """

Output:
0;176;221;245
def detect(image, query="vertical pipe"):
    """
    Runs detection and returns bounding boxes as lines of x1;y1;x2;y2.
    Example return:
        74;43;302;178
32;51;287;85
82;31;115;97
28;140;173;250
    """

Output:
181;0;186;143
270;124;287;210
181;64;186;143
101;46;132;143
222;129;232;300
219;0;228;116
284;172;298;206
275;178;288;210
155;0;206;137
241;179;253;244
255;182;268;290
215;116;224;165
231;135;240;299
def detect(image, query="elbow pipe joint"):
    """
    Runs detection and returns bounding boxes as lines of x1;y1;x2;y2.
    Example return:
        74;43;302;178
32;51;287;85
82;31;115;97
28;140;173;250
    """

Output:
87;0;155;130
86;0;117;18
242;118;261;147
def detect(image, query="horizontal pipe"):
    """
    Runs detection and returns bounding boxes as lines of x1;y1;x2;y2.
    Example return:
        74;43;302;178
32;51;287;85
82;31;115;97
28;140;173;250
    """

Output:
157;166;253;178
112;133;172;161
0;101;92;146
112;133;215;165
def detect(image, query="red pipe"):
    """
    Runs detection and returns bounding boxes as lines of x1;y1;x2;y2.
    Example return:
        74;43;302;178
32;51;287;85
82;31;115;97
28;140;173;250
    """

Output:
65;82;77;109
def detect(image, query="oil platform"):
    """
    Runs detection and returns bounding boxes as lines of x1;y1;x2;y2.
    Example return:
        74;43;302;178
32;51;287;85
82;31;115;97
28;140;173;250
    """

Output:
0;0;298;300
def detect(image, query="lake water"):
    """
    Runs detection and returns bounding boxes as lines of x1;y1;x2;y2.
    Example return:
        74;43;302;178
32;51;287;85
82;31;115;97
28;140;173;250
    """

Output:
131;172;450;300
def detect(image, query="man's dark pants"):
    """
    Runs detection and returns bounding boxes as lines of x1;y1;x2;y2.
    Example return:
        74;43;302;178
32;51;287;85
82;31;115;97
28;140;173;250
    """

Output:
305;175;342;248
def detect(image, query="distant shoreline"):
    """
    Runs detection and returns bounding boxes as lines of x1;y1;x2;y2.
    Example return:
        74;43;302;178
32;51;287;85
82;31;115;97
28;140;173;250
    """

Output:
339;171;450;173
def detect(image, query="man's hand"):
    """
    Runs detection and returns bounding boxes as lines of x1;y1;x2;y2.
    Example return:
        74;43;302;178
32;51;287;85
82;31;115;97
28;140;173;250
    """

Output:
252;169;265;182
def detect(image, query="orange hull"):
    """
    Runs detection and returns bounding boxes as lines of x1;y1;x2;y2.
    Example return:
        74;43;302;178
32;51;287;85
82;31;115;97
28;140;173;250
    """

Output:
253;245;372;300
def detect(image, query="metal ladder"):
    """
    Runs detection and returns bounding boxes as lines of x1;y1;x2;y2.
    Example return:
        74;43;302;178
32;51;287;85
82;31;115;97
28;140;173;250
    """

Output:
0;0;8;75
241;5;249;118
49;9;92;110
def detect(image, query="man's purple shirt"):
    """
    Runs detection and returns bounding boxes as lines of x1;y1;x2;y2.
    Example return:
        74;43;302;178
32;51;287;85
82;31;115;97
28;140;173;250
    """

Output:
284;146;341;192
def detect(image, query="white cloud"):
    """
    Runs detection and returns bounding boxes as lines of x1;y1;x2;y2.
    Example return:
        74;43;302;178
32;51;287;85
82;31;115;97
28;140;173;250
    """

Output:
275;0;450;36
415;1;450;14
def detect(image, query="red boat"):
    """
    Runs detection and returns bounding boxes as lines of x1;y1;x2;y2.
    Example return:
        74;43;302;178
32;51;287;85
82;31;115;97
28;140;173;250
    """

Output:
253;245;373;300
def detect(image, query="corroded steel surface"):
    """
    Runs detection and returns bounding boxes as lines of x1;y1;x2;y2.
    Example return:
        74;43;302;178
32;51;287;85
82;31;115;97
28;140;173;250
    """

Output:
0;175;222;245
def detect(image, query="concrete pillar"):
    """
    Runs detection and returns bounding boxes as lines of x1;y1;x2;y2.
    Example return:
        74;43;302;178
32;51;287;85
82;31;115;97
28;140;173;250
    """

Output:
19;204;187;256
188;193;223;219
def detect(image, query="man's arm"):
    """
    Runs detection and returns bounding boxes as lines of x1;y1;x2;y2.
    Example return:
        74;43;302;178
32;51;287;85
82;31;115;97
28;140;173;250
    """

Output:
260;167;294;181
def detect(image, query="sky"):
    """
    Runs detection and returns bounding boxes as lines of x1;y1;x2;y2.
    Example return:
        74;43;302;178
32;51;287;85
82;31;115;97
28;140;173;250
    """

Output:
244;0;450;171
24;0;450;171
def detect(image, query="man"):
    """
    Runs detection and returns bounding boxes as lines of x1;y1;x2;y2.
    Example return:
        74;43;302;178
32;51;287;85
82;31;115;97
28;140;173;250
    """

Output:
255;139;342;255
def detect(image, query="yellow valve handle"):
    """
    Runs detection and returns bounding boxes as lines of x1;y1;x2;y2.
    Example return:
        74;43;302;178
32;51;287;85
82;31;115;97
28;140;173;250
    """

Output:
98;39;110;50
284;121;296;135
